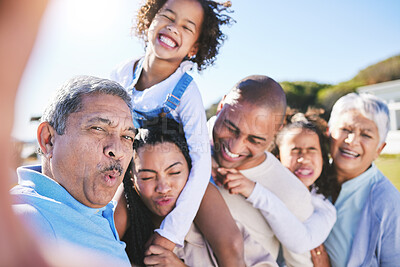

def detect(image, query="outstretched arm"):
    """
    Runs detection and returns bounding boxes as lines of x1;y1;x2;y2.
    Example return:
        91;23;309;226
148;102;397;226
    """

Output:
219;168;336;253
195;183;245;267
247;183;336;253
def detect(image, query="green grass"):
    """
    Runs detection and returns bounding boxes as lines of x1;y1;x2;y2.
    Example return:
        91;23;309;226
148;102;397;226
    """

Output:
375;154;400;191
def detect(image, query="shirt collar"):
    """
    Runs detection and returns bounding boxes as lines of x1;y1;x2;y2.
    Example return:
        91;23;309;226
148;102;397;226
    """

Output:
17;165;115;216
340;163;378;195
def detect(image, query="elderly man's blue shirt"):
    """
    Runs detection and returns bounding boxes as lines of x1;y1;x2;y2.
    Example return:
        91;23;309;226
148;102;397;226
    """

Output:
10;165;130;266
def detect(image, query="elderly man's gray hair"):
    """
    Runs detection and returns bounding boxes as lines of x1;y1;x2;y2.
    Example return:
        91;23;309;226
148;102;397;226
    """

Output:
41;75;132;135
328;93;390;145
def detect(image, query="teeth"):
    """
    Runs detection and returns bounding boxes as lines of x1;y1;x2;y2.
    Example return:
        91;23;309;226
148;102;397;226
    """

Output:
224;145;240;158
160;35;176;48
297;169;312;175
342;149;359;157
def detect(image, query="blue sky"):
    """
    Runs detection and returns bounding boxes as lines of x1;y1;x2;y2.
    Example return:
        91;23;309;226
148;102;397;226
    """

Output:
13;0;400;141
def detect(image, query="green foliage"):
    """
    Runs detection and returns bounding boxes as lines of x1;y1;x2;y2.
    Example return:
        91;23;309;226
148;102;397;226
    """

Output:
280;81;331;112
317;80;365;112
205;53;400;115
206;102;218;120
318;54;400;112
353;55;400;85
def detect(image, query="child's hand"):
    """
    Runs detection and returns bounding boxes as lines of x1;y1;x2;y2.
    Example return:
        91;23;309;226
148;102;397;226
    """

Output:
217;168;255;198
145;233;176;254
311;244;331;267
144;245;187;267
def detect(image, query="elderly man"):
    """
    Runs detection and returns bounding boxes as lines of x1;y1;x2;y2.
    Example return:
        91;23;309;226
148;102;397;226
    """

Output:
11;76;136;265
208;75;315;266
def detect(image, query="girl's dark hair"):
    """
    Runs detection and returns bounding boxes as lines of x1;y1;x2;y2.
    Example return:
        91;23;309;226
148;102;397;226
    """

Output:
135;0;234;71
271;108;339;199
122;118;191;266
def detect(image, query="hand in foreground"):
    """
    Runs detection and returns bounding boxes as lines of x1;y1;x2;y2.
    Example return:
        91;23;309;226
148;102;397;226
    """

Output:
311;244;331;267
144;245;187;267
216;168;255;198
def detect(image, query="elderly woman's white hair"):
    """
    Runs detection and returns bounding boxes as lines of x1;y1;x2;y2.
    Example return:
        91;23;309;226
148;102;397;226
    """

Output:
328;93;390;145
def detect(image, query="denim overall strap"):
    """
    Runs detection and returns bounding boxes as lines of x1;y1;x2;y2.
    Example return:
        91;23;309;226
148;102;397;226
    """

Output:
131;57;144;86
163;72;193;112
131;71;192;128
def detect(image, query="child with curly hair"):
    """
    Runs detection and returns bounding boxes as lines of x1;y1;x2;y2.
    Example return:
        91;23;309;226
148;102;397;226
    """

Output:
111;0;244;266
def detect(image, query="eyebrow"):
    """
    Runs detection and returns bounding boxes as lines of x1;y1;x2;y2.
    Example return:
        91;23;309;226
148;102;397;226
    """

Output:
87;117;111;125
164;8;197;28
225;119;267;142
362;128;374;133
138;162;182;173
86;117;136;134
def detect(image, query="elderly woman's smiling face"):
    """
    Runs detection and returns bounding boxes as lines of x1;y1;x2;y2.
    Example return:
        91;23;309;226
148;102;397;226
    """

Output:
133;142;189;223
330;110;386;184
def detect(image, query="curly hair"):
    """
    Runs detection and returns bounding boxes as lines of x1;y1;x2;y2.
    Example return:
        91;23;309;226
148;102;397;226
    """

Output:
122;118;191;266
134;0;234;71
271;108;340;199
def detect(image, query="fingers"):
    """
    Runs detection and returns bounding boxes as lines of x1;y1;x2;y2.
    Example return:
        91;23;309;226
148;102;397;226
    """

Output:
217;170;255;198
144;233;175;256
144;245;185;267
311;244;331;267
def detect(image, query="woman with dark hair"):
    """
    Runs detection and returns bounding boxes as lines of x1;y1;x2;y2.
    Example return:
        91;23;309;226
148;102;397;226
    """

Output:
119;118;276;266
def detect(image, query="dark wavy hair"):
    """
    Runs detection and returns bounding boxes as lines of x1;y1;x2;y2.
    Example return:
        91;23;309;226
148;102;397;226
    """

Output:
271;108;339;199
122;118;191;266
134;0;234;71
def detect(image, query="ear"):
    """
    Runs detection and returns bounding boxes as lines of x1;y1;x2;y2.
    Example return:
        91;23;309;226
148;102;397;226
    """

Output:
374;142;386;160
37;122;56;158
216;95;227;115
326;126;331;137
187;43;199;58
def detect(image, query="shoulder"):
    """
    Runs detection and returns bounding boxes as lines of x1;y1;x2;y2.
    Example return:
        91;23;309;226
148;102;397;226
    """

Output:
176;76;205;116
110;57;138;85
369;176;400;217
180;75;201;101
264;152;304;184
12;202;56;239
174;223;217;266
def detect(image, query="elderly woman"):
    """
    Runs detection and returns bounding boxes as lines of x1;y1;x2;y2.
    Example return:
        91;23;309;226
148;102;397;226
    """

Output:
119;119;276;267
323;93;400;267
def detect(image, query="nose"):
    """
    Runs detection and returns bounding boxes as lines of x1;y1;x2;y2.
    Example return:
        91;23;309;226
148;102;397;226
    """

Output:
229;135;247;155
103;135;125;160
166;24;178;35
297;156;304;163
156;176;171;194
297;153;310;163
345;132;357;144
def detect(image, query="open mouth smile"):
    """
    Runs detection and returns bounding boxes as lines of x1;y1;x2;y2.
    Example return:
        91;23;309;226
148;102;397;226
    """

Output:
294;167;314;177
223;145;240;159
158;34;177;48
339;148;360;158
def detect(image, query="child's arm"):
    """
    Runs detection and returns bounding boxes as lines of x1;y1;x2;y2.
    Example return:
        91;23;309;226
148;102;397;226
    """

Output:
194;183;245;267
154;83;211;246
220;168;337;254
